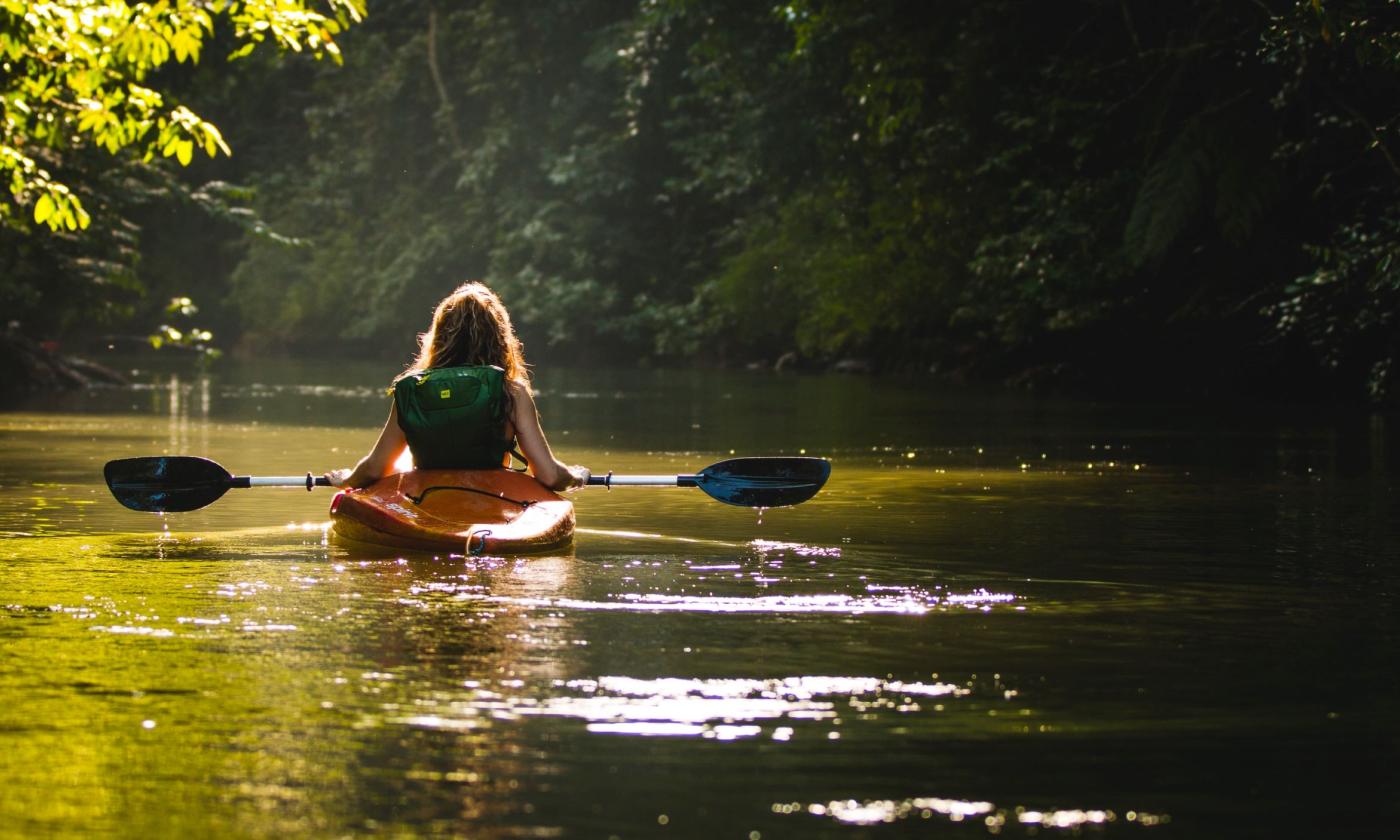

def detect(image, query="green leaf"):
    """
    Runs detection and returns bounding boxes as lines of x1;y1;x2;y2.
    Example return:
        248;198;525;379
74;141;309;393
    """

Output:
33;193;54;224
204;123;231;156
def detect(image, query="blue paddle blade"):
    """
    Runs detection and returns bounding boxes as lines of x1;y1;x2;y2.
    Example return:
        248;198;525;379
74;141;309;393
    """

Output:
104;456;235;513
692;457;831;507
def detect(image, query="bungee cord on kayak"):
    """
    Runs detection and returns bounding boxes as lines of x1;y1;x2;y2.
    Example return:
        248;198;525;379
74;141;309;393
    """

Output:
405;485;536;508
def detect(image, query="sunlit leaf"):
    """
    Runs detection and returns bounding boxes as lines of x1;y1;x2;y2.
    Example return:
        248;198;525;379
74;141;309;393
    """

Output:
33;192;54;224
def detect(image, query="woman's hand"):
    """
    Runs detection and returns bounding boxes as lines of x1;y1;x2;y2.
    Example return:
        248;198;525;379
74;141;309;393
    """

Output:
324;468;354;488
565;465;591;491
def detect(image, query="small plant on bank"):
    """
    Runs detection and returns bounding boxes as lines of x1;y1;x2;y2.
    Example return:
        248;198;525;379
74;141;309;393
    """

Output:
149;297;222;368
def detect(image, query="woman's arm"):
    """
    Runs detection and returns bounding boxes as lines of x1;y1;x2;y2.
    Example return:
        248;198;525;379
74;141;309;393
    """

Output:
509;380;588;492
325;403;408;488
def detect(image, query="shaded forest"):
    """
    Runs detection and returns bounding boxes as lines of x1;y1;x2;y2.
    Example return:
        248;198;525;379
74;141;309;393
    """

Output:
3;0;1398;401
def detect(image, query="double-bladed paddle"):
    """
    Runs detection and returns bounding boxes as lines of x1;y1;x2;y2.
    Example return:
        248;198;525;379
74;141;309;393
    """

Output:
103;455;831;513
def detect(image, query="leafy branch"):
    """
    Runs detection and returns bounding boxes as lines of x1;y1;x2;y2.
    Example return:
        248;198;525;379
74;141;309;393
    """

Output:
0;0;365;232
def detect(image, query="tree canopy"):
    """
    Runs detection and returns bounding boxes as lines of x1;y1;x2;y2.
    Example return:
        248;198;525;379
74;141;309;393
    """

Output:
1;0;364;231
4;0;1399;402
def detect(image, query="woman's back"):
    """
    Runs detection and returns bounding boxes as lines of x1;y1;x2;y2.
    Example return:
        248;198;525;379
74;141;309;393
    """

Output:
392;365;513;470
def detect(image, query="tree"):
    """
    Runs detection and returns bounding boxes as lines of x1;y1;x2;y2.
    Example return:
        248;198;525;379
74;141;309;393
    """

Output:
1;0;364;232
42;0;1389;402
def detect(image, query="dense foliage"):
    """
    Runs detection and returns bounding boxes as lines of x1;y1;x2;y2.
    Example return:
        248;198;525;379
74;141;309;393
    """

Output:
4;0;1399;400
0;0;362;335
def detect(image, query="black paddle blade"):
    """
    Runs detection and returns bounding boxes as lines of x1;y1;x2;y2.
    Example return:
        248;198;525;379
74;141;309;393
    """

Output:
693;457;831;508
103;456;234;513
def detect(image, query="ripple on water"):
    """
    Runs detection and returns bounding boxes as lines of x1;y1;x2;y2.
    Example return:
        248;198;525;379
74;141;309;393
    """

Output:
750;539;843;558
434;587;1017;614
387;674;975;740
783;795;1170;831
88;625;177;638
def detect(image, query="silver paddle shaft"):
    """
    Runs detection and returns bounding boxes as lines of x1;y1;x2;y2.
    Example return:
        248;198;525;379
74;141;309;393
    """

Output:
240;474;331;490
590;474;700;487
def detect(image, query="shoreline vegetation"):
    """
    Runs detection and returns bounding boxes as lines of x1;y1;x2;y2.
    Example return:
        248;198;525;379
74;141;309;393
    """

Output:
0;330;127;397
2;2;1397;403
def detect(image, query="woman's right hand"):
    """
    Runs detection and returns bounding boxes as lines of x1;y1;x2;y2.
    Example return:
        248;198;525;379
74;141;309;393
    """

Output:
565;465;591;491
324;468;354;488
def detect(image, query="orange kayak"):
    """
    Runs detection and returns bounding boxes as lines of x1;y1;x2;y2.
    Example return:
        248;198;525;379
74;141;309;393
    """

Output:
329;469;575;554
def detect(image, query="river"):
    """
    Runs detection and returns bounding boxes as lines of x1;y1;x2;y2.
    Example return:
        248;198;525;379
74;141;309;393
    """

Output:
1;357;1396;837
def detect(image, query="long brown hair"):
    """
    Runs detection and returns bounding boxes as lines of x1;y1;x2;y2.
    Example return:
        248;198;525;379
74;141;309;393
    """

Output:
398;282;529;384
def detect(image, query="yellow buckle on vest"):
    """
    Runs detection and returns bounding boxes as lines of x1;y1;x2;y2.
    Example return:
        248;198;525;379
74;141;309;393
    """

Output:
440;389;451;399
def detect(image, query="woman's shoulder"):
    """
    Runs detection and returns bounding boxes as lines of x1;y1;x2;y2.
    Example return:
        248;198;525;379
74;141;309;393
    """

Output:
389;367;422;388
505;378;534;399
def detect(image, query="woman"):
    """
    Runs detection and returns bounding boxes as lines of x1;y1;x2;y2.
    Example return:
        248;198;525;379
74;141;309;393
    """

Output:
325;282;589;492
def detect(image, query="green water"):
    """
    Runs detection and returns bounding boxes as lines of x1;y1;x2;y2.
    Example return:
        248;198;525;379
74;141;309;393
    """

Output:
2;359;1396;837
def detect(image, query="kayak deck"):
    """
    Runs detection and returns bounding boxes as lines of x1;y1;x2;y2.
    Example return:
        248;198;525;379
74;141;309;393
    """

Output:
329;469;574;554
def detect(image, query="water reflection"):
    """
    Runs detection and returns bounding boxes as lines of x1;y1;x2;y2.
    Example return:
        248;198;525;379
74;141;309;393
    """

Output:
445;588;1016;614
2;363;1397;837
393;674;973;737
789;796;1171;830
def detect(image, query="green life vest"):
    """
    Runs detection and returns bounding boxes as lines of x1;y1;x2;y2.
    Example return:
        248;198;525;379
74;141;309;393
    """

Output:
393;365;513;470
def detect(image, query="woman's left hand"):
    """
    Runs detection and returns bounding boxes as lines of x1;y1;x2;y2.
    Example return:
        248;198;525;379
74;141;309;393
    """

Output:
324;468;354;488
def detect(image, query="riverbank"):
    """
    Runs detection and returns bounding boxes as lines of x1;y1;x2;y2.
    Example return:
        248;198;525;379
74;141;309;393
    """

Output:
0;330;127;397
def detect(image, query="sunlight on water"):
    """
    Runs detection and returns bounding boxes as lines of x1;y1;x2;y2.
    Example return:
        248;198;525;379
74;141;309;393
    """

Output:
575;527;746;548
750;538;842;557
388;674;975;740
785;796;1170;830
88;624;176;637
424;587;1017;614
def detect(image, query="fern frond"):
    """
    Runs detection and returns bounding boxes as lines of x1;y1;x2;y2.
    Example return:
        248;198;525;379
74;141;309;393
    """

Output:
1124;119;1210;266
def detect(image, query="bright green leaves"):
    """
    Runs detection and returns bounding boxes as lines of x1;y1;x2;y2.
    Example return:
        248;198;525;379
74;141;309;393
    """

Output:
29;182;89;231
154;106;231;166
226;0;365;60
148;296;222;362
0;1;365;233
2;144;90;229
